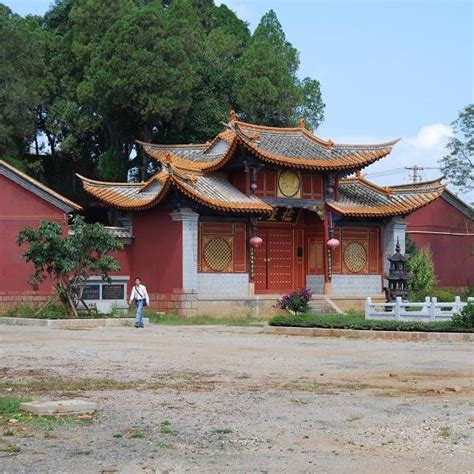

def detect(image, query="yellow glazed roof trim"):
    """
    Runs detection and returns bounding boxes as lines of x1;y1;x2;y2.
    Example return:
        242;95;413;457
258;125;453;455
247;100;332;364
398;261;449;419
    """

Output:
237;135;393;170
139;132;238;173
329;176;446;217
138;120;399;173
77;164;272;214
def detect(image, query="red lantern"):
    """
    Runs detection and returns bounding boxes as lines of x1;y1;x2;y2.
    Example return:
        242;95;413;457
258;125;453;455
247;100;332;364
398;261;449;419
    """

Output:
327;238;340;250
249;236;263;248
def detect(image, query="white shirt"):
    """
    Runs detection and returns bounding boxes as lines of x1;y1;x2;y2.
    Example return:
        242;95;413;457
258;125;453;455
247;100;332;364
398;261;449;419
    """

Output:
129;284;149;305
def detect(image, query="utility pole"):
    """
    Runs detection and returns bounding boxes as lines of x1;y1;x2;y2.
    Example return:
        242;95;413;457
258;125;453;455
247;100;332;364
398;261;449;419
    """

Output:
404;165;440;183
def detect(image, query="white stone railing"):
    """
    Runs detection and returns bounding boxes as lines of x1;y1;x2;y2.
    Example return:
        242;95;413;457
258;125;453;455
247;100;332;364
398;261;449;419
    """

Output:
365;296;473;322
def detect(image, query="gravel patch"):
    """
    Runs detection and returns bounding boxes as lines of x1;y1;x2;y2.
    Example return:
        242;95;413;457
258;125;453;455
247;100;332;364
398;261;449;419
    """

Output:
0;325;472;472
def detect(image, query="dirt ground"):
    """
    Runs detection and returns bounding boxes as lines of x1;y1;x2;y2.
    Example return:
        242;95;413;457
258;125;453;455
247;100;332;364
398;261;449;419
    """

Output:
0;324;473;473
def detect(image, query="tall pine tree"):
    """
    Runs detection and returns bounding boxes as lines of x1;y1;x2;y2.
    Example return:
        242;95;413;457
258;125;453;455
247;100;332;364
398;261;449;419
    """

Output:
235;10;324;129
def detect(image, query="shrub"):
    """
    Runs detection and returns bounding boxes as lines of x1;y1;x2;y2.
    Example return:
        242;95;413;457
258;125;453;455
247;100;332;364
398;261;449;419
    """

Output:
5;302;66;319
409;288;464;303
278;288;312;314
432;289;457;302
408;246;436;294
451;302;474;329
269;312;473;333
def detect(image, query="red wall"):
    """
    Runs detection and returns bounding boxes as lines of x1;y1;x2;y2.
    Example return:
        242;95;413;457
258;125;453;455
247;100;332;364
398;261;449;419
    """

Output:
128;208;182;293
406;197;474;287
0;174;68;293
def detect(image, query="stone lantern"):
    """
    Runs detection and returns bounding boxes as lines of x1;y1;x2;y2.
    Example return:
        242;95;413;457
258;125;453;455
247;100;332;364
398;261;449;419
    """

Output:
384;238;411;302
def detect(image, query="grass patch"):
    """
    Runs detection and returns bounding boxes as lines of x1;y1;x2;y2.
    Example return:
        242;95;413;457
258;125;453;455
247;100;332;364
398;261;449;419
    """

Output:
0;378;132;394
0;395;29;417
214;428;233;434
2;304;267;325
112;433;123;438
269;311;473;333
145;311;266;326
0;371;215;395
3;302;66;319
160;421;173;434
130;431;145;439
0;395;87;439
439;426;451;438
2;444;21;454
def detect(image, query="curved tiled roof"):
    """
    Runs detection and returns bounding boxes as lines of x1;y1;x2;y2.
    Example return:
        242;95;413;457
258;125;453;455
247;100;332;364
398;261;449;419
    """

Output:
77;172;171;210
138;130;238;172
234;121;398;171
138;120;398;172
328;176;446;217
76;164;272;214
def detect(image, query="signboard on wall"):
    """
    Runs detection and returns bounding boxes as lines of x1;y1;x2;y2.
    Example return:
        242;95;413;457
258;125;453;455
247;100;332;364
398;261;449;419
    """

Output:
83;284;100;300
102;284;125;300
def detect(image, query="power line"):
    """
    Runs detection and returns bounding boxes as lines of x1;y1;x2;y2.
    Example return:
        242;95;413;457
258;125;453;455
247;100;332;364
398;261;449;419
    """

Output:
364;167;405;178
404;165;440;183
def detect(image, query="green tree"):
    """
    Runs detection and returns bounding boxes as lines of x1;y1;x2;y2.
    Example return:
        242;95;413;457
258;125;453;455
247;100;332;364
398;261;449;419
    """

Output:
82;0;204;179
0;6;47;158
163;3;251;144
17;216;122;317
440;104;474;192
235;9;324;128
2;1;326;196
407;246;436;295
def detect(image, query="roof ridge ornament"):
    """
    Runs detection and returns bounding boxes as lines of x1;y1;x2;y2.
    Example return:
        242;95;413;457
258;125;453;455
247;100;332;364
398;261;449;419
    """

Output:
299;117;305;128
229;109;237;122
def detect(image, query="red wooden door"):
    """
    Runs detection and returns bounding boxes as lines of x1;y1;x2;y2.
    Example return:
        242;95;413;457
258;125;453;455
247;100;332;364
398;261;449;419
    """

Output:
255;227;294;293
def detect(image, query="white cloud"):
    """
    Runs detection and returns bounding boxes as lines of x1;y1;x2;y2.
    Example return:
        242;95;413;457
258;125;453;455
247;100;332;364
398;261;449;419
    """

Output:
333;123;472;203
404;123;452;149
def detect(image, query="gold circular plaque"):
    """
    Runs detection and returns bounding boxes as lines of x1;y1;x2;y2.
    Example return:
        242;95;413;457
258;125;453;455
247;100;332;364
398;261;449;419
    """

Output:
278;170;301;197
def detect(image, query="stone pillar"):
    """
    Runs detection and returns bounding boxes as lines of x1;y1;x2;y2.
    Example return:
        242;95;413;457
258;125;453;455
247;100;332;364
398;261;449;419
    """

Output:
383;216;407;275
170;208;199;291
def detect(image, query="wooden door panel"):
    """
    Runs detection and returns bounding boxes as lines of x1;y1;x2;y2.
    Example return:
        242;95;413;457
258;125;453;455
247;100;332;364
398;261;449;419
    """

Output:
254;229;267;291
267;228;294;292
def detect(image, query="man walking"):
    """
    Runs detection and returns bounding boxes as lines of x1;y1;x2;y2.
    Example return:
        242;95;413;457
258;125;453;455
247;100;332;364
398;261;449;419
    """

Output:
129;277;149;328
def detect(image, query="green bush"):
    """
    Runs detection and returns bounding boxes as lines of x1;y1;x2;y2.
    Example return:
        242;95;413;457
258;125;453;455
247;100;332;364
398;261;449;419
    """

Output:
432;289;457;302
269;312;473;333
409;288;466;303
451;302;474;329
408;246;436;294
4;302;66;319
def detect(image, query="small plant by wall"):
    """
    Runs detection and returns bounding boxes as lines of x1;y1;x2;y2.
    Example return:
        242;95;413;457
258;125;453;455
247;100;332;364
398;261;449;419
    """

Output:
277;288;313;314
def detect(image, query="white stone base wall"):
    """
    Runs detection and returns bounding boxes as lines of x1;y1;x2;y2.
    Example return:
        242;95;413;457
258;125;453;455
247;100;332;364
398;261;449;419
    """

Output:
306;275;325;294
197;273;249;297
331;275;382;296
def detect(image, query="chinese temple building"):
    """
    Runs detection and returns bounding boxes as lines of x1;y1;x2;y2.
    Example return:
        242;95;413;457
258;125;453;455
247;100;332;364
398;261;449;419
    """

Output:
77;115;446;315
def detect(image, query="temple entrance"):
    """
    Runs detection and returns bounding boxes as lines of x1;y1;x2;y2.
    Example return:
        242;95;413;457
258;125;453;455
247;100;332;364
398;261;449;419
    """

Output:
255;227;295;293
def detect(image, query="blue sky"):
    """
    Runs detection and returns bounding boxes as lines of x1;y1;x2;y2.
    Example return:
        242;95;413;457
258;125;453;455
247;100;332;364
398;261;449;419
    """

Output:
4;0;473;199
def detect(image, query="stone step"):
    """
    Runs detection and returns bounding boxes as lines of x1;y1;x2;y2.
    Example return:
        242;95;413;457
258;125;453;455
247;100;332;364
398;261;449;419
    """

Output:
309;299;339;315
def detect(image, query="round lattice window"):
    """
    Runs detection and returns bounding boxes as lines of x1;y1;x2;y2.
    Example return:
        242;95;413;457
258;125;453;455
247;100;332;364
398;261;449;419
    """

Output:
344;242;367;273
203;237;232;272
